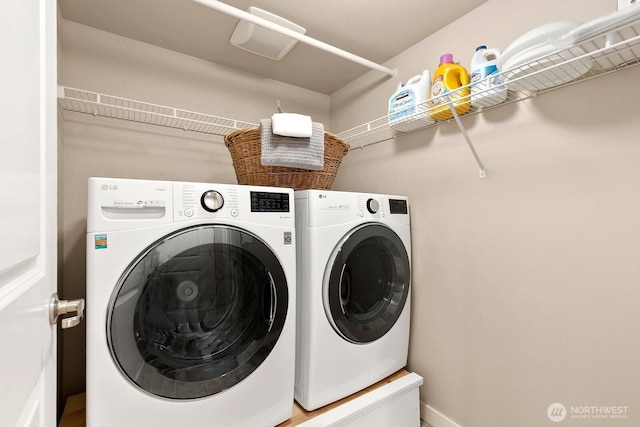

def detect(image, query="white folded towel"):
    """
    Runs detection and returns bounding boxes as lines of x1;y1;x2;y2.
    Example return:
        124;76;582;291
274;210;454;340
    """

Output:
271;113;313;138
260;119;324;170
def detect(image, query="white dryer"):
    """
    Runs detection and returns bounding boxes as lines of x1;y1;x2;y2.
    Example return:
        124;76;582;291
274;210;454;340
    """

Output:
294;189;412;411
86;177;296;427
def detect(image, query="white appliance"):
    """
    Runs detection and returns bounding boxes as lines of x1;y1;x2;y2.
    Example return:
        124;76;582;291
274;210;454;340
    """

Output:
86;177;296;427
294;190;412;411
298;372;423;427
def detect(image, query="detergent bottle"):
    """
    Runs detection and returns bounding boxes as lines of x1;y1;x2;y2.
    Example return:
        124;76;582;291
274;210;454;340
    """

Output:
388;70;434;132
470;45;507;109
428;54;471;121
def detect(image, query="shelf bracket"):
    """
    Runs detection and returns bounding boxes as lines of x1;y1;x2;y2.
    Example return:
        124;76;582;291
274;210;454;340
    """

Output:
446;98;486;179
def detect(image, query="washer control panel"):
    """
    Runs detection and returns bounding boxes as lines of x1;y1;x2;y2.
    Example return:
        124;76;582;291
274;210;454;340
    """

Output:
178;183;239;219
174;182;293;225
88;178;295;231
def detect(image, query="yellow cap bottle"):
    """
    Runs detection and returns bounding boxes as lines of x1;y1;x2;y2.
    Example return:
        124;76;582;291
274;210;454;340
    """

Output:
428;54;471;121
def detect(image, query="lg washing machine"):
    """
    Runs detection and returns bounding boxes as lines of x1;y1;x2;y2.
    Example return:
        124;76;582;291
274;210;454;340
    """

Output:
86;177;296;427
294;189;412;411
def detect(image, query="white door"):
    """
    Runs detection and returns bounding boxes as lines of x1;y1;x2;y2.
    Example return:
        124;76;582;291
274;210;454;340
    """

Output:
0;1;74;426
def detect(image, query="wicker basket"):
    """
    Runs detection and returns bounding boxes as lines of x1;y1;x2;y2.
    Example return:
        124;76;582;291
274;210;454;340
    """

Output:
224;128;350;190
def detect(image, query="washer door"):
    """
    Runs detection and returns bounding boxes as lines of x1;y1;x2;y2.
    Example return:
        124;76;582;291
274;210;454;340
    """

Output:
107;225;288;399
323;223;410;344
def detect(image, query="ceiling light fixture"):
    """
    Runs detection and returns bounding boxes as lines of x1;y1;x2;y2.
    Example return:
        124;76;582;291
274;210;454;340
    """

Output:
230;7;305;60
192;0;397;76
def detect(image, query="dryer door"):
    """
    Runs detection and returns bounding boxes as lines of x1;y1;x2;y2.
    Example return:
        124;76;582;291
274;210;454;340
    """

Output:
107;225;288;399
323;223;410;343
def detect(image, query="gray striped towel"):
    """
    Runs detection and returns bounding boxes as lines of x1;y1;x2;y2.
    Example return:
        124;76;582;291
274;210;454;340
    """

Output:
260;119;324;170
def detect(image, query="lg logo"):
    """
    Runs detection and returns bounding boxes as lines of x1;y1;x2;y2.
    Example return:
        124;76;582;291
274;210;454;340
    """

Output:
547;403;567;423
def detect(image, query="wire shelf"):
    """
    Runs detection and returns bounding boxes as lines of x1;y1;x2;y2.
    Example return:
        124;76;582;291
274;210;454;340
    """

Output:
57;86;256;137
338;12;640;149
57;11;640;152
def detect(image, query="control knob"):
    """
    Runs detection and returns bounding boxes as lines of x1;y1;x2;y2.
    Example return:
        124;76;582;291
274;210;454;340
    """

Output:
201;190;224;212
366;198;380;214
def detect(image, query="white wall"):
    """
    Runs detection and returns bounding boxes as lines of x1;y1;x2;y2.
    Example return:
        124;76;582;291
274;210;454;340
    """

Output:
331;0;640;426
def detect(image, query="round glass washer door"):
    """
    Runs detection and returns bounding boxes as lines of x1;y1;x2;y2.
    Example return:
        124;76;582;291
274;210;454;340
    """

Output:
107;224;288;400
323;223;410;344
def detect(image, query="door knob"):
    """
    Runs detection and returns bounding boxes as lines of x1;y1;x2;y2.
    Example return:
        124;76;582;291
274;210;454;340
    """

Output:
49;293;85;329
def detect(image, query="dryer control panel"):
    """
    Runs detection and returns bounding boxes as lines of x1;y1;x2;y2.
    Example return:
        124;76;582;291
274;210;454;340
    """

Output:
296;190;409;228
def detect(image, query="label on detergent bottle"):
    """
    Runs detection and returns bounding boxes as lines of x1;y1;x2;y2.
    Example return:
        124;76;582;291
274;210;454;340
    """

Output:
471;64;499;84
389;88;416;121
430;74;447;106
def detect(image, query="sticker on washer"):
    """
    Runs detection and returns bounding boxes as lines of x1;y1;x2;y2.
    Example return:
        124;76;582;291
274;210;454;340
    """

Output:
94;234;107;249
283;231;292;245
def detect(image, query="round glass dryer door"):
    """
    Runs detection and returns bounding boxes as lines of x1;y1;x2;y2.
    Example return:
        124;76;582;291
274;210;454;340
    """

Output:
323;223;410;343
107;225;288;399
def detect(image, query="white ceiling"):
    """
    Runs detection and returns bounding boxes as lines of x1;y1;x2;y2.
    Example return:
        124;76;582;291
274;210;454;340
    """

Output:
58;0;488;94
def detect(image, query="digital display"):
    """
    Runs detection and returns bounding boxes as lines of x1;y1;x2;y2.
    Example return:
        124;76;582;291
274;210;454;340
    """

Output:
250;191;290;213
389;199;408;214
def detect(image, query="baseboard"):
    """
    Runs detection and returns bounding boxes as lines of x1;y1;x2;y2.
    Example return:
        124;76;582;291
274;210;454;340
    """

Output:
420;401;462;427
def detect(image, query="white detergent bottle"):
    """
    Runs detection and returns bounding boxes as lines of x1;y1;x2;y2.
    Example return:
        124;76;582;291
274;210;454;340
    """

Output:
388;70;434;132
470;45;507;109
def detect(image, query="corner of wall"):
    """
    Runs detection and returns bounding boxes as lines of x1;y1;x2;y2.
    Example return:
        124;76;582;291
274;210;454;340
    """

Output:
421;401;463;427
